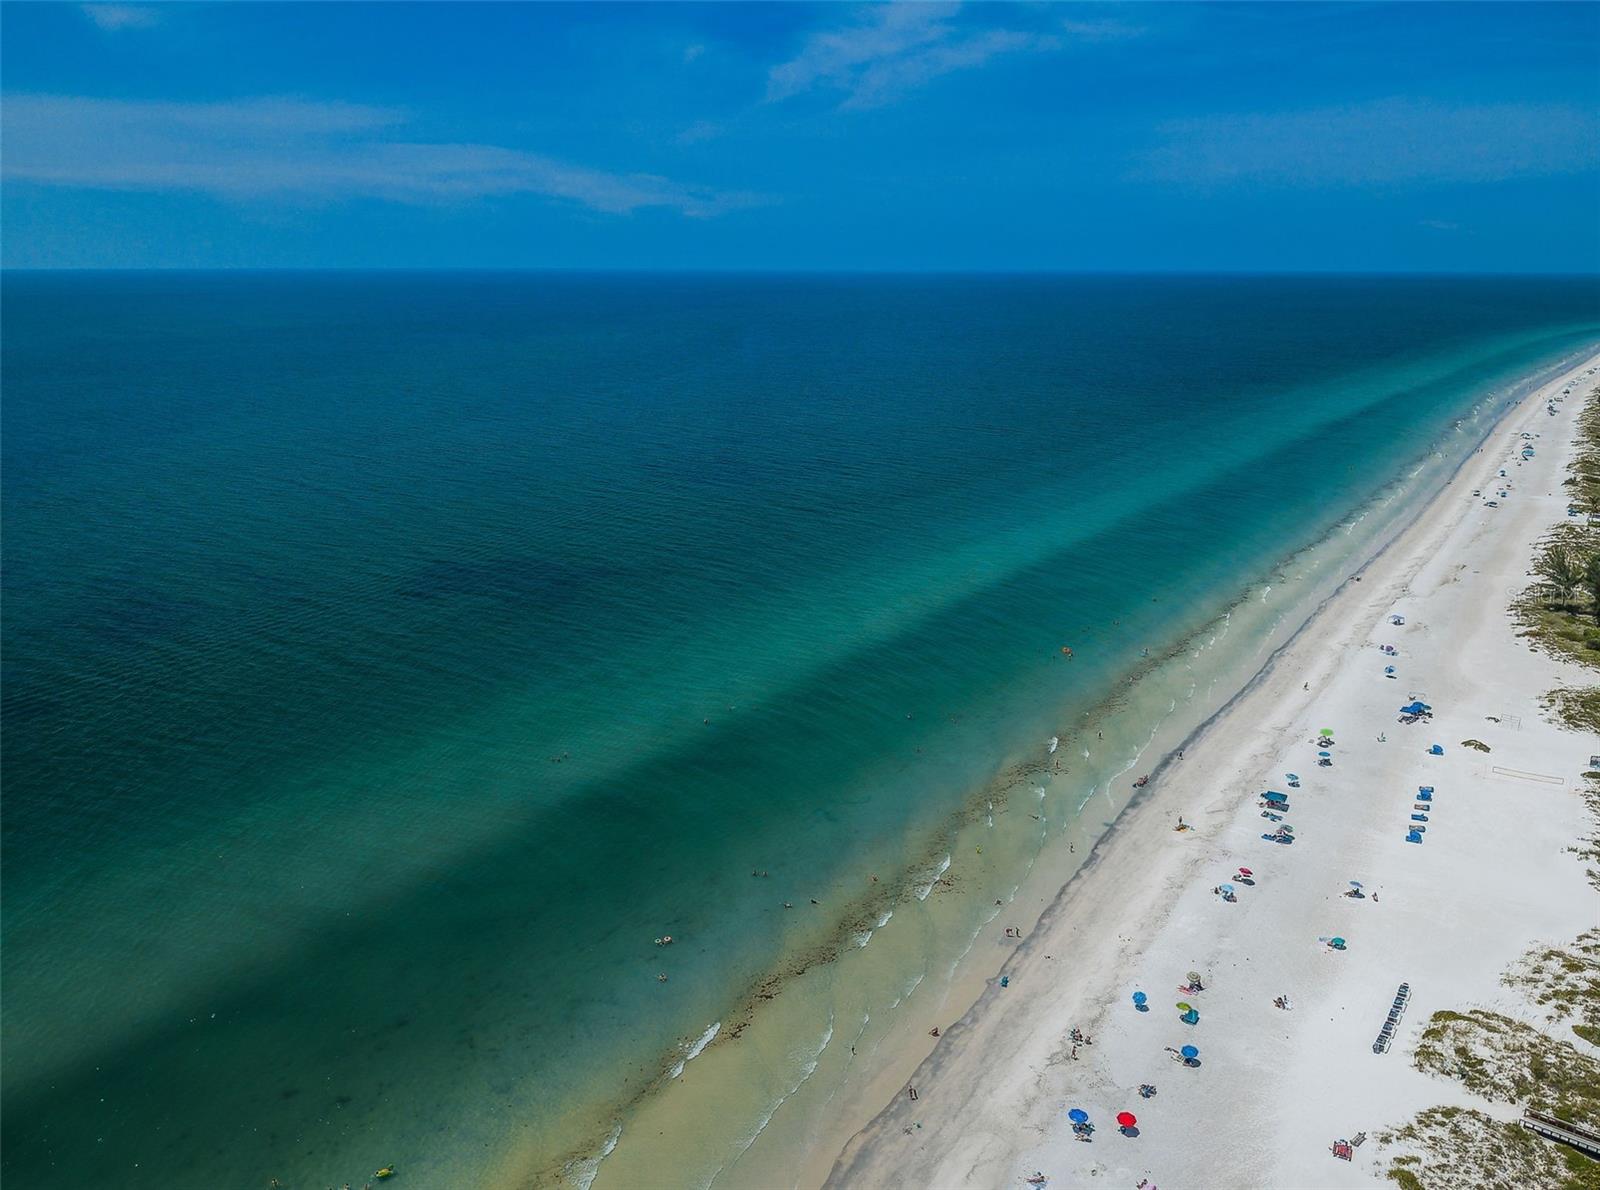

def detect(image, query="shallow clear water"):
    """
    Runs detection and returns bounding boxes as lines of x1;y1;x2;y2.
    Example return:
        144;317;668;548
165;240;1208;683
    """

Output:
3;272;1596;1188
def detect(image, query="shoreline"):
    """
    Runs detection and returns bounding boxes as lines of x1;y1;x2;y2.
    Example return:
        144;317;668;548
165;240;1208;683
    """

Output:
818;349;1600;1189
578;341;1593;1190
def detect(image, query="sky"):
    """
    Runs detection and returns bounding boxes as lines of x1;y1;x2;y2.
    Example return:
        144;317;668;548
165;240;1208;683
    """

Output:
2;1;1597;272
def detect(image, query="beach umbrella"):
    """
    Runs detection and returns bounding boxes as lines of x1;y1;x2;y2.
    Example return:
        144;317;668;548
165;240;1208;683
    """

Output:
1132;991;1147;1007
1186;971;1201;985
1318;751;1331;757
1180;1045;1199;1059
1331;937;1347;948
1116;1112;1137;1128
1320;727;1333;736
1219;884;1235;895
1176;1002;1192;1012
1280;824;1294;833
1349;881;1363;889
1068;1108;1089;1123
1237;867;1253;877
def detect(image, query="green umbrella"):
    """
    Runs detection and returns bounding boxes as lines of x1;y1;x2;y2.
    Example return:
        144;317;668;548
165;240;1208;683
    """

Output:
1176;1002;1192;1012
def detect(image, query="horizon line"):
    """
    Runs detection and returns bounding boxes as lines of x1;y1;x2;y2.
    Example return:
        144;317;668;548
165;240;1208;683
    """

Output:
5;266;1600;279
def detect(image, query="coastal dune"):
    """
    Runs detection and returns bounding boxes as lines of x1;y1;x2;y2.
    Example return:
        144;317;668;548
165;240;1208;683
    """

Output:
823;354;1600;1189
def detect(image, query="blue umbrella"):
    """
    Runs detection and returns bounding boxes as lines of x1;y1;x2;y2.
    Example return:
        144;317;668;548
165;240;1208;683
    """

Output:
1318;751;1331;757
1285;773;1299;781
1068;1108;1089;1123
1180;1044;1199;1059
1132;991;1147;1006
1219;883;1235;895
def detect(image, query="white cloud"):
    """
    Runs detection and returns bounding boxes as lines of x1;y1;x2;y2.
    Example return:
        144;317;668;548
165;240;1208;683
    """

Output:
1;94;754;217
766;3;1058;110
1059;18;1144;42
81;4;159;31
676;119;725;146
1139;98;1600;187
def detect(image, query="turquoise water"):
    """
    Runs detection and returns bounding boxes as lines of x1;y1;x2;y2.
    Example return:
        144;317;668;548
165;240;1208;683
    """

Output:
3;273;1596;1188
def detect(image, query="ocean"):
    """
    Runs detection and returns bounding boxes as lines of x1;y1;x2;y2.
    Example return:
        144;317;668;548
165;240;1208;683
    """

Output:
3;272;1597;1189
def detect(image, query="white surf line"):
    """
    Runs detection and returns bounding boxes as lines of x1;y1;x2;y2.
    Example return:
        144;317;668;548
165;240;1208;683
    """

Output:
565;1121;624;1190
708;1013;837;1190
668;1020;722;1079
914;855;951;901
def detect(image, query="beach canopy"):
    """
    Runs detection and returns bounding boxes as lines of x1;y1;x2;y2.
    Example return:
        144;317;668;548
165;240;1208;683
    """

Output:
1068;1108;1089;1123
1132;991;1147;1006
1116;1112;1137;1128
1180;1044;1199;1059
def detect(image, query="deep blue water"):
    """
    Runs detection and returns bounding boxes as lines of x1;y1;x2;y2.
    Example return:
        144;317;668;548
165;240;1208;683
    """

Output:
3;272;1597;1187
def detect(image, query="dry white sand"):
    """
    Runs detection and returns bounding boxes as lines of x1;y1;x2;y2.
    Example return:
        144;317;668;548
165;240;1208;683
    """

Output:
823;352;1600;1190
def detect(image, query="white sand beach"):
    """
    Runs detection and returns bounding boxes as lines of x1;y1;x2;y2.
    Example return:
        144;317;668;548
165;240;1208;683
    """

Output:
823;352;1600;1190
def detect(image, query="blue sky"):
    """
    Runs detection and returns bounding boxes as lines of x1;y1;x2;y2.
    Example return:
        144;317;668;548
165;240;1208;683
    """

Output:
2;2;1597;271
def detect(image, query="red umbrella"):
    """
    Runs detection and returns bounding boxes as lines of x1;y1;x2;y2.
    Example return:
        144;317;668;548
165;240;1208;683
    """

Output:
1116;1111;1137;1128
1237;867;1253;877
